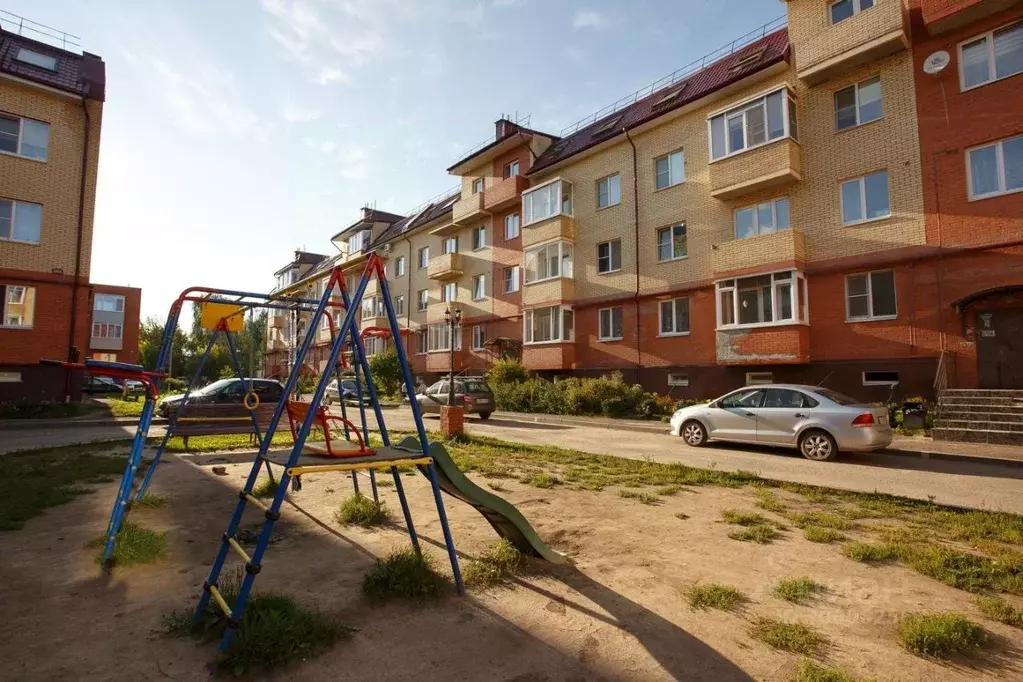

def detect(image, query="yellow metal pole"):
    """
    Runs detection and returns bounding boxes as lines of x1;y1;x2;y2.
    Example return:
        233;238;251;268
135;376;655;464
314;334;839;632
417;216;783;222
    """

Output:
208;585;232;618
287;456;432;477
227;537;252;565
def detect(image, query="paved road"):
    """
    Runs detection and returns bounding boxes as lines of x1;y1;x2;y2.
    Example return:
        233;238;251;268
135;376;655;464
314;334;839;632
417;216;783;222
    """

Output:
5;411;1022;515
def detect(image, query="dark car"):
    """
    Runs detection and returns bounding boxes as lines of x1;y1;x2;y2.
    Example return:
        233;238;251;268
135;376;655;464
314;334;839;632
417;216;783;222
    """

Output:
82;375;120;394
158;378;285;418
415;378;495;419
324;379;370;405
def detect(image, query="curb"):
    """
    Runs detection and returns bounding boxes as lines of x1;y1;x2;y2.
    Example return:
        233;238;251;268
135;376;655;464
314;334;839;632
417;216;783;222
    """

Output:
880;447;1023;469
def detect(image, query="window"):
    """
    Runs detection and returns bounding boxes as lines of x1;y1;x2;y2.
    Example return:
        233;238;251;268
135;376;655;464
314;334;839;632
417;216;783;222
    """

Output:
830;0;872;24
418;247;429;269
597;239;622;274
0;199;42;244
863;370;899;386
472;325;486;350
347;229;371;253
427;323;462;351
745;372;774;386
443;236;458;254
522;179;573;226
472;178;484;194
0;371;21;383
504;160;520;178
834;76;882;130
361;295;385;319
94;293;125;312
717;270;808;328
734;199;790;239
442;282;457;303
597;173;622;208
524;305;574;344
960;20;1023;90
415;330;428;354
0;114;49;160
15;48;58;71
504;213;520;240
657;223;687;262
417;289;429;311
846;270;897;321
92;322;123;339
709;88;795;160
659;298;690;336
472;274;486;300
967;135;1023;200
841;171;890;224
503;266;520;293
667;373;689;387
395;256;406;277
394;295;405;316
654;151;684;189
1;285;35;328
524;241;573;283
472;225;486;250
598;307;623;341
721;388;765;407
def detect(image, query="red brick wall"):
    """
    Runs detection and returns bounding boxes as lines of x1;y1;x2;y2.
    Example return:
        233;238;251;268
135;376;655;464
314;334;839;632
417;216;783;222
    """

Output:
0;267;91;364
89;282;142;364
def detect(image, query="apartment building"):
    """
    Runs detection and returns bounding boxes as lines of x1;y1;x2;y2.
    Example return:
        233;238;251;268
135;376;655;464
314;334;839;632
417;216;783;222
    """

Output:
0;16;141;402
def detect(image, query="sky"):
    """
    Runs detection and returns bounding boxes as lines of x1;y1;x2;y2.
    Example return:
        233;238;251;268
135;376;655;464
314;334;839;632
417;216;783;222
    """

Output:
4;0;782;319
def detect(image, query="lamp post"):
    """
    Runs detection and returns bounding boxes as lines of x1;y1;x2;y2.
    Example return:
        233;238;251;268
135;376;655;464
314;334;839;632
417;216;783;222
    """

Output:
444;305;462;407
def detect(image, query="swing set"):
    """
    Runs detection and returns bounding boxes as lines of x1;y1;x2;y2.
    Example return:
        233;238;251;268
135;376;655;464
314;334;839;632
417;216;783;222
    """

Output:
45;252;565;655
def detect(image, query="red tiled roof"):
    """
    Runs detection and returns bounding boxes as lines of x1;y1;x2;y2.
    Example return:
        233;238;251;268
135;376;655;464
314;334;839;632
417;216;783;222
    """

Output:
0;28;105;101
528;28;790;176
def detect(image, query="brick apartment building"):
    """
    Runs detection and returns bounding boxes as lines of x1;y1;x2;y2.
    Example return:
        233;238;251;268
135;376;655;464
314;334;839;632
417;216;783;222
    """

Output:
267;0;1023;401
0;16;141;402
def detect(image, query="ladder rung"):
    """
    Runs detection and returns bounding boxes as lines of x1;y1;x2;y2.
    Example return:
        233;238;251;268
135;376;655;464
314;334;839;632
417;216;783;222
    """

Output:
243;492;271;513
227;537;252;564
208;585;232;619
287;456;431;477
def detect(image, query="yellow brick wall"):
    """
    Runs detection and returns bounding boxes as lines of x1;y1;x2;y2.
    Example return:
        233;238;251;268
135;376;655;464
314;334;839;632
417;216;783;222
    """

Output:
787;0;906;74
712;227;807;274
708;137;802;197
521;214;575;249
0;80;102;277
522;277;575;308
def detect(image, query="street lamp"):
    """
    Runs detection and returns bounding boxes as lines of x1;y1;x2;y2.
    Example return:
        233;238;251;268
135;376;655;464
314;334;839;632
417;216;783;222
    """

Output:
444;305;462;407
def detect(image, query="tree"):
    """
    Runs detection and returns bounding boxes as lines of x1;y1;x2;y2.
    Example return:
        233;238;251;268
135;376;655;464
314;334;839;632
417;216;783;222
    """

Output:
367;348;402;397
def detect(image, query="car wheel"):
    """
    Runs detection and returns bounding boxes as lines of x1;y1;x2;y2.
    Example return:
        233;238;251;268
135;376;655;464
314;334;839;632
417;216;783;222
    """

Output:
681;420;707;447
479;412;492;420
799;429;838;461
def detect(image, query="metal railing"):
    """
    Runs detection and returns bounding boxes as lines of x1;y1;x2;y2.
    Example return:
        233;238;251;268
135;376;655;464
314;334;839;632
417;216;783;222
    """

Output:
401;184;462;219
450;114;532;167
560;15;787;136
0;10;81;52
934;350;949;398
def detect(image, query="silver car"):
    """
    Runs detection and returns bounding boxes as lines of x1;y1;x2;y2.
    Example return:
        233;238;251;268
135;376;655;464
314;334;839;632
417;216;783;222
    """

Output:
669;384;892;461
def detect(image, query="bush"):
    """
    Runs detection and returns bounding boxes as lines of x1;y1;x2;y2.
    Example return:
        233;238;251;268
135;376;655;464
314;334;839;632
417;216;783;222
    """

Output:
898;612;986;658
487;359;527;385
162;378;187;393
367;348;402;397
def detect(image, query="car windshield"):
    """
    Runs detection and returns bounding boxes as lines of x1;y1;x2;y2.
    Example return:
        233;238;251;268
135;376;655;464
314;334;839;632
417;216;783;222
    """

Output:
815;388;864;406
460;380;489;393
194;379;233;396
341;381;357;391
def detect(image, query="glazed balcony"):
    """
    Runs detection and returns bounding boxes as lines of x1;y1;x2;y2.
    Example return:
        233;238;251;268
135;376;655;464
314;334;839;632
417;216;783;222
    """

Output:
709;138;802;200
522;277;575;307
522;215;576;249
269;314;285;329
921;0;1015;35
452;192;487;225
712;229;807;276
716;325;810;365
427;253;464;281
792;0;908;84
521;343;575;371
484;175;529;212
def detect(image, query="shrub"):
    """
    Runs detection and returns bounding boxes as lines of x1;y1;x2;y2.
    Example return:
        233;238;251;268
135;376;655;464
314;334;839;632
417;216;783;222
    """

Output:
974;595;1023;627
898;612;986;658
362;548;449;602
367;348;402;396
748;618;828;655
684;583;746;611
774;577;825;604
334;493;390;527
486;358;527;385
463;539;524;589
162;377;187;393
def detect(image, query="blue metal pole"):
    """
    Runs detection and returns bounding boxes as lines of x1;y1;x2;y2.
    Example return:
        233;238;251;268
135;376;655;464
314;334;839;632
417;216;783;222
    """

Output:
348;341;376;501
224;329;276;482
102;396;158;565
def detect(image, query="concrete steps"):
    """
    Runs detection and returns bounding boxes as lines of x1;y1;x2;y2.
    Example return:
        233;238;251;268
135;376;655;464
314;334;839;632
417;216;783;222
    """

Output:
934;389;1023;445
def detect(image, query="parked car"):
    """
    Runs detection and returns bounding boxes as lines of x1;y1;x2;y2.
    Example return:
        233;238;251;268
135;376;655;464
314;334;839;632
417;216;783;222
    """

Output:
324;379;370;405
82;375;120;394
669;384;892;461
158;378;285;418
415;379;495;419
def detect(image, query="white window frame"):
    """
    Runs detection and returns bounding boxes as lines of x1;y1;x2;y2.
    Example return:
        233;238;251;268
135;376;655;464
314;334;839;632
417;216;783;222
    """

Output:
524;241;573;284
654;150;685;190
862;370;900;386
597;173;622;208
442;236;458;254
0;114;50;161
658;297;691;337
417;289;429;312
0;198;43;244
667;373;689;387
503;266;520;293
427;322;462;352
441;282;457;303
834;76;882;131
523;305;574;345
597;307;624;341
733;198;791;240
472;225;487;250
504;160;520;178
958;20;1023;92
0;371;22;382
415;330;428;355
597;239;622;275
845;270;898;322
361;295;385;319
472;274;486;301
472;324;486;350
394;295;405;316
504;213;520;240
92;322;123;339
656;223;687;263
715;269;808;330
966;135;1023;201
521;178;573;227
472;178;484;194
418;247;429;269
746;371;774;385
94;293;125;312
707;86;796;161
829;0;873;25
395;256;406;277
840;171;891;226
1;284;34;329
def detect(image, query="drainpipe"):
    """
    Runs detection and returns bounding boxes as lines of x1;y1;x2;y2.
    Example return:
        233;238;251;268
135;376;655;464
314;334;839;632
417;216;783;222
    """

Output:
66;98;91;397
402;233;414;362
623;127;642;384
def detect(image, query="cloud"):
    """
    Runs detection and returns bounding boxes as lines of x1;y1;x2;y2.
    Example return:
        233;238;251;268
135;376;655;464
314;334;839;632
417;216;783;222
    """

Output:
493;0;525;6
572;10;611;30
283;104;321;123
563;45;585;64
338;146;371;180
314;66;350;85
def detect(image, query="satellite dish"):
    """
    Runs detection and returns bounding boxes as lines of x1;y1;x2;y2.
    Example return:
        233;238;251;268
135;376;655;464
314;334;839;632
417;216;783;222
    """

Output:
923;50;951;75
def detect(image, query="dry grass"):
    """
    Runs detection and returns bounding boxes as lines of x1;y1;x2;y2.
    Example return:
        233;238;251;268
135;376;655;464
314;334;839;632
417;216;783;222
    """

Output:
683;583;746;612
898;612;987;659
774;577;825;604
748;618;828;655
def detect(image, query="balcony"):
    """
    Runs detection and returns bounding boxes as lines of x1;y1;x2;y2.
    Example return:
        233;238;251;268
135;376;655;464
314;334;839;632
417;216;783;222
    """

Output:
484;175;529;212
792;0;908;84
921;0;1015;35
709;139;802;200
452;192;487;225
428;252;464;280
712;229;807;276
522;277;575;307
716;325;810;365
521;343;575;371
269;314;285;329
426;350;467;373
268;337;287;351
522;214;576;249
360;315;389;330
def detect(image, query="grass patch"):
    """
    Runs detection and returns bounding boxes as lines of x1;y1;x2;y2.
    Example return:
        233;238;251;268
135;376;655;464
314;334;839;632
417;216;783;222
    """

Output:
251;477;279;500
656;485;683;496
774;577;825;604
974;595;1023;627
787;511;854;530
463;539;524;590
804;526;845;543
898;612;987;659
362;548;450;602
748;618;828;655
164;568;351;675
753;488;787;513
842;542;899;563
334;493;391;527
904;545;1021;594
133;493;166;508
619;489;661;505
729;524;779;544
674;512;690;520
520;472;558;489
684;583;746;611
793;658;872;682
88;521;165;566
0;445;128;531
105;397;145;417
721;509;782;527
487;481;508;492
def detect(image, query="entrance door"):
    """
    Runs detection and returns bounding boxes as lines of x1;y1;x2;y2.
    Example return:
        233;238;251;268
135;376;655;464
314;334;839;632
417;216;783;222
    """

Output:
978;308;1023;389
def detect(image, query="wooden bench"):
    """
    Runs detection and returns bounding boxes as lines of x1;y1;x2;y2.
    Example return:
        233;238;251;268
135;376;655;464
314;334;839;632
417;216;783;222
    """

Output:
172;403;277;447
285;400;373;457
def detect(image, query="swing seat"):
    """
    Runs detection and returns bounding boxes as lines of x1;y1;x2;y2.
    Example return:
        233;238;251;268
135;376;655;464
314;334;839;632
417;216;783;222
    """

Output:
285;400;374;458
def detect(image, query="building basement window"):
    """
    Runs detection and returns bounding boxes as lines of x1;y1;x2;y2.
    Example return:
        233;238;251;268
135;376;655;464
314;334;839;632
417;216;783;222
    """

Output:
863;371;899;386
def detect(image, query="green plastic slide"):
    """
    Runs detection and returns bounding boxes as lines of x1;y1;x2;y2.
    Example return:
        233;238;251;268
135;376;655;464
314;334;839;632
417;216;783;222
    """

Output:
395;436;567;564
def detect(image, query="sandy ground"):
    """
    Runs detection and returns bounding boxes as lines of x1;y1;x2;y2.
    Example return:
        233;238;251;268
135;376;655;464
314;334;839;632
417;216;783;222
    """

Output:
2;446;1023;682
